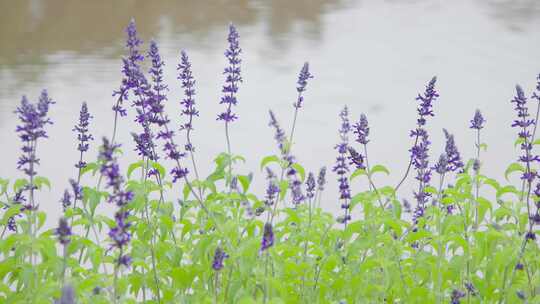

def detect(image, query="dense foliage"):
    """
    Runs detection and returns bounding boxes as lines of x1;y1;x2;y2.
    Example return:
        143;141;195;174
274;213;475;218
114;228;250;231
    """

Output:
1;20;540;304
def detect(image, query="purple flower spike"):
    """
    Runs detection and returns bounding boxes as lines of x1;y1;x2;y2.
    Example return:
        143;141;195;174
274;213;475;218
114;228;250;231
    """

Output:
147;40;169;127
60;190;72;211
15;91;55;180
217;24;242;123
113;19;144;116
511;85;539;182
73;102;93;170
178;50;199;152
532;73;540;102
317;166;327;192
268;110;293;165
333;106;351;224
435;129;464;173
353;113;370;145
409;77;438;222
470;109;485;130
212;247;229;271
293;62;314;109
55;217;72;245
306;172;316;199
264;168;279;207
348;147;365;170
260;222;275;252
415;76;439;126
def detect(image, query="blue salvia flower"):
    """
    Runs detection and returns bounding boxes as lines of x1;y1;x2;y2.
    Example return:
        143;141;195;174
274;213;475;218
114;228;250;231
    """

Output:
353;113;370;145
147;40;169;127
333;106;351;224
55;217;72;245
260;222;275;252
470;109;485;130
177;50;199;152
99;137;134;266
306;172;316;199
212;247;229;271
512;85;539;182
410;77;438;221
293;62;314;109
532;73;540;102
15;91;54;179
264;168;279;207
217;24;242;123
6;191;25;231
60;190;72;211
317;166;327;192
434;129;464;174
348;147;365;170
73;102;93;169
268;110;293;165
113;19;144;116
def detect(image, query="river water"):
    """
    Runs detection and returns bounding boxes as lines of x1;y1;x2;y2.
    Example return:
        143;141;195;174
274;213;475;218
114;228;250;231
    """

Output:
1;0;539;226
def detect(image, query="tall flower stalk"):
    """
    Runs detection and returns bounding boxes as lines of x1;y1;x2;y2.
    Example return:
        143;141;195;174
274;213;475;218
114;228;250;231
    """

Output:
217;24;242;190
470;109;485;228
333;106;351;226
99;138;134;304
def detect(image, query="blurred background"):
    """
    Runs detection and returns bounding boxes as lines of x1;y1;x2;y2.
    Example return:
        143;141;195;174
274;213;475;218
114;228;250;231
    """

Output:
1;0;539;225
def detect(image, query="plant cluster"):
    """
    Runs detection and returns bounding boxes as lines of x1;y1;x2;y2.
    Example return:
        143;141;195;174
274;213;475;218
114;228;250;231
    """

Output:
1;20;540;303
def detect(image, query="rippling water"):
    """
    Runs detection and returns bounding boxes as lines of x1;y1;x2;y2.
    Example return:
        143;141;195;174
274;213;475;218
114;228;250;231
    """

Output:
1;0;539;225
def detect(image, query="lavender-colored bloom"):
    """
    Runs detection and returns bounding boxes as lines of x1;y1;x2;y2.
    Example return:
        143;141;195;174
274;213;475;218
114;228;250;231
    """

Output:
147;40;169;127
333;106;351;224
268;110;292;165
465;282;477;296
73;102;93;169
260;222;275;252
6;191;25;232
348;147;365;170
264;168;279;206
409;77;438;222
451;289;466;304
15;91;55;181
532;74;540;102
113;19;144;116
56;285;75;304
306;172;316;199
177;50;199;152
433;153;448;175
443;129;464;173
118;254;132;267
470;109;485;130
317;166;327;192
289;178;305;205
352;113;370;145
217;24;242;123
293;62;314;109
55;217;72;245
99;138;133;265
60;190;72;211
212;247;229;271
512;85;539;182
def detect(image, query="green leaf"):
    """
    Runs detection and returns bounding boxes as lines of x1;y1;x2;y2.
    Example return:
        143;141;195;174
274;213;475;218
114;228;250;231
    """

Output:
127;160;144;179
80;162;99;177
504;162;525;181
237;175;251;193
350;169;367;181
13;179;28;193
34;176;51;190
149;161;166;178
260;155;281;170
370;164;390;176
479;143;488;151
291;163;305;182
